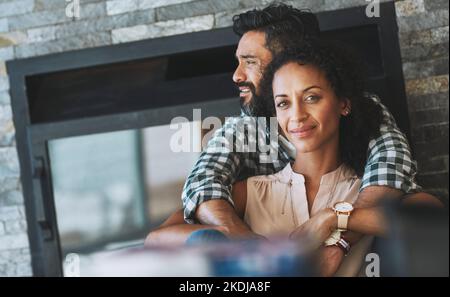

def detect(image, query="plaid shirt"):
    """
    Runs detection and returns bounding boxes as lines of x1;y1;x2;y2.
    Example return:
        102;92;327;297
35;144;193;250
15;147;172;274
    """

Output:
182;94;421;223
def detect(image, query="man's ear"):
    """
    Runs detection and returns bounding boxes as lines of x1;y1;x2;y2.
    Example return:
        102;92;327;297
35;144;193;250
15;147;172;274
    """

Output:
340;98;351;116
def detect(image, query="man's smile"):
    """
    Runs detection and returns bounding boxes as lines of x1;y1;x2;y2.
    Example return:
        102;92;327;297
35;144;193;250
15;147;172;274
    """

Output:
238;85;253;97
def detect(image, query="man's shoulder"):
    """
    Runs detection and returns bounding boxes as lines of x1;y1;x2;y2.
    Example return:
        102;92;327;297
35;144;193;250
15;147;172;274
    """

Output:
364;92;382;104
364;92;398;126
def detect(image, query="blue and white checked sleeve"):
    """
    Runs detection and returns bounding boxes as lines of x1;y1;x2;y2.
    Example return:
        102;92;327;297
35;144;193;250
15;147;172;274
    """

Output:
181;116;287;223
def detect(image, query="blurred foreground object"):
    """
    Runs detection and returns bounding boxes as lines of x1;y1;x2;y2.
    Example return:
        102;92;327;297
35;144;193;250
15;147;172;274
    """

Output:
376;200;449;276
68;201;449;277
77;238;316;277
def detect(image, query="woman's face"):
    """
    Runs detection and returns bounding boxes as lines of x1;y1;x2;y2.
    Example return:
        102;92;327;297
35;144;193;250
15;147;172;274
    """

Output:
272;62;349;154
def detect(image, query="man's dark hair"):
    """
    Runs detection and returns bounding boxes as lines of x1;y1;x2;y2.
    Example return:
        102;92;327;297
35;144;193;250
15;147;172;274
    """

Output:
254;41;383;177
232;2;320;55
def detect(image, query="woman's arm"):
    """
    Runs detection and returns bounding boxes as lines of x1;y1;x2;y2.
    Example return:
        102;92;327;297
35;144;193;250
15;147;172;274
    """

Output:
292;192;443;276
288;207;384;248
291;192;444;245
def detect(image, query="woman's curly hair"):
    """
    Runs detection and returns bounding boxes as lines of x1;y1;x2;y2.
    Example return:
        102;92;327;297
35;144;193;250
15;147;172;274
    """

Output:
254;41;383;177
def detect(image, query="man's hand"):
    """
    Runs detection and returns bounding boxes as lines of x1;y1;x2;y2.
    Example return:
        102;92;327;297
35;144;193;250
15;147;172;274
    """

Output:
289;208;337;249
195;199;264;240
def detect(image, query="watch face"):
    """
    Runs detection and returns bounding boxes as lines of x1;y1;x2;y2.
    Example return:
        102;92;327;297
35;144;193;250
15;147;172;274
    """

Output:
335;202;353;212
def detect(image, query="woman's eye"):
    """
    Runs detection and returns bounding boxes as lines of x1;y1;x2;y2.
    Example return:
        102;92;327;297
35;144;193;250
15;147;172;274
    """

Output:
305;95;319;102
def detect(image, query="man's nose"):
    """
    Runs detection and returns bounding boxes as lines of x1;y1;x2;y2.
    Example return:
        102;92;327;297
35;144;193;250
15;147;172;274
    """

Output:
233;64;246;84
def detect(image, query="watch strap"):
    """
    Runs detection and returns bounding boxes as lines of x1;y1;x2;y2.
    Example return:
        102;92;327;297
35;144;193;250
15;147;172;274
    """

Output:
337;213;349;231
324;230;341;246
336;236;351;255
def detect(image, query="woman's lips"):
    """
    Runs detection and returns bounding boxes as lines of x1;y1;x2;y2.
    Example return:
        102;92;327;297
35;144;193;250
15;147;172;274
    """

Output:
289;125;317;138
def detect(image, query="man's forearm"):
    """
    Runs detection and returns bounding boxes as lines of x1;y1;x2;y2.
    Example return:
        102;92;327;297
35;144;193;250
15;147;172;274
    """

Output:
344;186;403;245
196;199;239;225
344;188;442;244
347;207;388;236
354;185;403;208
145;224;224;247
195;199;259;239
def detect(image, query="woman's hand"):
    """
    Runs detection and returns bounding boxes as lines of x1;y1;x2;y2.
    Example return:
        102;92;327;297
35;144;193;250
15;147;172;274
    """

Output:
289;209;344;276
317;246;345;277
289;208;337;249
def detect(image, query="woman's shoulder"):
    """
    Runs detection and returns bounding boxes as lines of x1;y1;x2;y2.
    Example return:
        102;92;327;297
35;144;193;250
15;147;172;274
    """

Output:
247;173;280;184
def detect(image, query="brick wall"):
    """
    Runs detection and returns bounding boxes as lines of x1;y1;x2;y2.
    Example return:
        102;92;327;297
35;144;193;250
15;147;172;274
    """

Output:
0;0;448;276
396;0;449;199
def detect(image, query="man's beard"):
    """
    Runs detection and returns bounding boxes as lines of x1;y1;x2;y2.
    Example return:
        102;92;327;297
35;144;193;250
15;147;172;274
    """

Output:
237;82;259;116
239;90;270;118
240;96;258;116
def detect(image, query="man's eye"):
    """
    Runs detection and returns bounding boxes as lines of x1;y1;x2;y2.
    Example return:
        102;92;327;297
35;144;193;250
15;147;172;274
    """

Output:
276;101;288;108
246;60;256;65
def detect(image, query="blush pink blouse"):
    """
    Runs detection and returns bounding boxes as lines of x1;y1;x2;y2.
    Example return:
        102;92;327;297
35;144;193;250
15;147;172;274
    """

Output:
244;163;374;276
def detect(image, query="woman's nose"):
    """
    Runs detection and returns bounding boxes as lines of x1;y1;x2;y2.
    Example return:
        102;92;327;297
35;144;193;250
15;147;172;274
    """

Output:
290;101;308;121
233;64;246;84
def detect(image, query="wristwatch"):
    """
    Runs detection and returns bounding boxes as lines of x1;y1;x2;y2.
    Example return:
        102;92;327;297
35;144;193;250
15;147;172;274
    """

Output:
332;201;354;231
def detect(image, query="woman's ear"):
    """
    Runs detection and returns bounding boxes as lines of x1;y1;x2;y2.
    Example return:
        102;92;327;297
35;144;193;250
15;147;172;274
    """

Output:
340;98;351;116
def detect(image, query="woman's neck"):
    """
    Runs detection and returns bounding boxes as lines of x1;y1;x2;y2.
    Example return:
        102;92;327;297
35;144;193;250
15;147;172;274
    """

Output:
291;140;341;184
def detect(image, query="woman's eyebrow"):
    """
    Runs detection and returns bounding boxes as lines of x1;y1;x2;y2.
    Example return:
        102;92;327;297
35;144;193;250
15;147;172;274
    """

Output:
273;86;321;99
274;94;288;99
303;85;322;92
